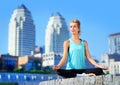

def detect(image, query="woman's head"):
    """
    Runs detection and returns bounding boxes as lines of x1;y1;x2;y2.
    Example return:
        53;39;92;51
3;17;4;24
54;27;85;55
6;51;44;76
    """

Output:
70;19;81;35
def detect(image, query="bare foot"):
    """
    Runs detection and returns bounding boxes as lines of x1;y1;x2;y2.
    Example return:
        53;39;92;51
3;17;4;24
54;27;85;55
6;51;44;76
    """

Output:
88;73;96;77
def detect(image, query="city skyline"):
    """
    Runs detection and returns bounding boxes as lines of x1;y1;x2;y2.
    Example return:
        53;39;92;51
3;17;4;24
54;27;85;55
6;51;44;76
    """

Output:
0;0;120;60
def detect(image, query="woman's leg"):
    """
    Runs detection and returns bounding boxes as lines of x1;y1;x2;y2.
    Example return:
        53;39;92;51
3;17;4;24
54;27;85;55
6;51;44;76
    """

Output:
56;69;76;78
84;68;104;75
71;69;86;74
56;68;103;78
56;69;86;78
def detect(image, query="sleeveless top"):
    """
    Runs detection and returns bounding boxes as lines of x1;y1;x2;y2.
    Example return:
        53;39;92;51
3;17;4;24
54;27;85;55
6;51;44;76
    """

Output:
66;38;86;69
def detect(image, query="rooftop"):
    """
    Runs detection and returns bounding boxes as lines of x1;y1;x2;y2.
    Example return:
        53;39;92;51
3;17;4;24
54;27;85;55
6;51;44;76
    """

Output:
109;32;120;37
108;53;120;61
17;4;27;9
51;12;63;17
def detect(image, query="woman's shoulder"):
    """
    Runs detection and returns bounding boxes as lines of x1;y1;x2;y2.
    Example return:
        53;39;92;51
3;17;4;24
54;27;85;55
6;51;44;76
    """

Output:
64;39;70;44
80;39;87;42
82;39;88;47
63;39;70;47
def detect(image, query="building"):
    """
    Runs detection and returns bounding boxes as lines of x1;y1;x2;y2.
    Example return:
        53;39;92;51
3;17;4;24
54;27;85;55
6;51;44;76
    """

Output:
0;54;42;71
100;53;120;75
31;46;45;56
42;52;66;68
8;4;35;56
45;12;69;54
99;32;120;75
108;32;120;54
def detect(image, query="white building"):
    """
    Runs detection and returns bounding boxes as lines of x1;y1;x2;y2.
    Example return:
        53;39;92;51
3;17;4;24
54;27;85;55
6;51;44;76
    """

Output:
42;52;66;68
100;32;120;75
45;12;69;54
108;32;120;54
8;4;35;56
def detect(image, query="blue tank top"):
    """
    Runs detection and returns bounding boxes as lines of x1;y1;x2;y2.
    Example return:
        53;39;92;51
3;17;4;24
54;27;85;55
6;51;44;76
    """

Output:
66;38;86;69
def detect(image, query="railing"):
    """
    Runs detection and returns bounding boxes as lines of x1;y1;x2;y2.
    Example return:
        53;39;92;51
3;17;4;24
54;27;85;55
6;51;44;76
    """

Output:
0;73;120;85
0;73;58;85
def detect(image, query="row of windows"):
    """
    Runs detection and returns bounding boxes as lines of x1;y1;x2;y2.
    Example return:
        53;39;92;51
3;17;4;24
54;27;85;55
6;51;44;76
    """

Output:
110;63;120;74
42;57;53;61
42;53;54;57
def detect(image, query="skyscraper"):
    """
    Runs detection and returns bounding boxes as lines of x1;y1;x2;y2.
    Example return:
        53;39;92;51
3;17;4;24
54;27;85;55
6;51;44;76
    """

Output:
45;12;69;54
108;32;120;54
8;4;35;56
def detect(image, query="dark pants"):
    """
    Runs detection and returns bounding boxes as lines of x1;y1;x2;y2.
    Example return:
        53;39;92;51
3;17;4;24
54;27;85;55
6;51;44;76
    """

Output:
57;68;104;78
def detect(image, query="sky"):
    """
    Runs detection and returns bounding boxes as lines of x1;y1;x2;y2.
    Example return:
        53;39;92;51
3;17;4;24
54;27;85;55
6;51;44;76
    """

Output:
0;0;120;60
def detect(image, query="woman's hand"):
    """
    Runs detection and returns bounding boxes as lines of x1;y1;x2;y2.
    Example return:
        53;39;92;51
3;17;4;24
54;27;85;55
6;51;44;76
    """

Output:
98;65;108;70
53;65;60;71
101;66;108;70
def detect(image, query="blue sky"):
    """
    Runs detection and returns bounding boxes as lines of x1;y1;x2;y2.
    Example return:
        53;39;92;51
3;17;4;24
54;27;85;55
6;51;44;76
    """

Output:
0;0;120;60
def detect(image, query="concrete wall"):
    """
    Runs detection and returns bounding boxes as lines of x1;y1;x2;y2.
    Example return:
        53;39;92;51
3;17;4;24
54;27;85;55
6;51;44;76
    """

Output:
39;75;120;85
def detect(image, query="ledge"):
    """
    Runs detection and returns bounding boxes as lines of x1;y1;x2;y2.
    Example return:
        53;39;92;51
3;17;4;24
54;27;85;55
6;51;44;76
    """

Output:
39;75;120;85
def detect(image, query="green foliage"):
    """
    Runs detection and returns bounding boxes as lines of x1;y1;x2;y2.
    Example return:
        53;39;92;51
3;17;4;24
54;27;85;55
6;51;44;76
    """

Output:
0;82;18;85
27;69;54;74
13;68;24;73
0;66;55;74
35;70;44;73
28;69;36;73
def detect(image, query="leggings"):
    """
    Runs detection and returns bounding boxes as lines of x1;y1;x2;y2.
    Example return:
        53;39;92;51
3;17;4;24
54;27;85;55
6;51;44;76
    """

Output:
57;68;104;78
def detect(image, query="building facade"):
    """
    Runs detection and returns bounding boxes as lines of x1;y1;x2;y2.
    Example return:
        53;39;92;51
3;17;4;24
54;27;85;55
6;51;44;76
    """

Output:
8;4;35;56
100;53;120;75
0;54;42;71
108;32;120;54
42;52;66;69
45;12;69;54
99;32;120;75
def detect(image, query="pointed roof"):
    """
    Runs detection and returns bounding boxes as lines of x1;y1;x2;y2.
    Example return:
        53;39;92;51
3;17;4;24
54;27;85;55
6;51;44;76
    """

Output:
51;12;62;17
51;12;65;20
17;4;27;10
16;4;30;13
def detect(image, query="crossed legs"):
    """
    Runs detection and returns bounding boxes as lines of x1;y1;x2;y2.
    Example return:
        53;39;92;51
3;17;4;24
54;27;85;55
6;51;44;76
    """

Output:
57;68;104;78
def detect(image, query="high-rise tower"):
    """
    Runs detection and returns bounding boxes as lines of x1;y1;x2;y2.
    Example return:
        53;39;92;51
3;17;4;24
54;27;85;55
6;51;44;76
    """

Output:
8;4;35;56
45;12;69;54
108;32;120;54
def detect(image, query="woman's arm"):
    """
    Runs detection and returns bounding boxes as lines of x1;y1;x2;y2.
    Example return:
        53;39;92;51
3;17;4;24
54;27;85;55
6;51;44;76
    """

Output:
84;41;108;70
53;40;69;70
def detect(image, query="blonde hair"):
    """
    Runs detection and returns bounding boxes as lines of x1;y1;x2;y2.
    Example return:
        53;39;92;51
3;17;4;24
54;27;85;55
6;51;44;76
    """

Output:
70;19;81;34
70;19;80;28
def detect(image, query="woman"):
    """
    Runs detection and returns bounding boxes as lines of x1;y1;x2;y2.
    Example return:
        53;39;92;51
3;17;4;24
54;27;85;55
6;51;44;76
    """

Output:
53;19;108;78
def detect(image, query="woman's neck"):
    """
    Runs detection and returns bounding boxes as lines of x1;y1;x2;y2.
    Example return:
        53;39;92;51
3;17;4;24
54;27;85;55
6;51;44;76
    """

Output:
72;35;79;40
71;35;81;44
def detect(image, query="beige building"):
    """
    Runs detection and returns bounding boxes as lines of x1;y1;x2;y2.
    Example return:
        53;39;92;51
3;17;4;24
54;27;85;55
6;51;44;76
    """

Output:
100;53;120;75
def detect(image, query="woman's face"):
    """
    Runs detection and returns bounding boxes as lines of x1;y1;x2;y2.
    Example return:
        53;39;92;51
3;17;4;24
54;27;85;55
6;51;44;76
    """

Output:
70;22;80;35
